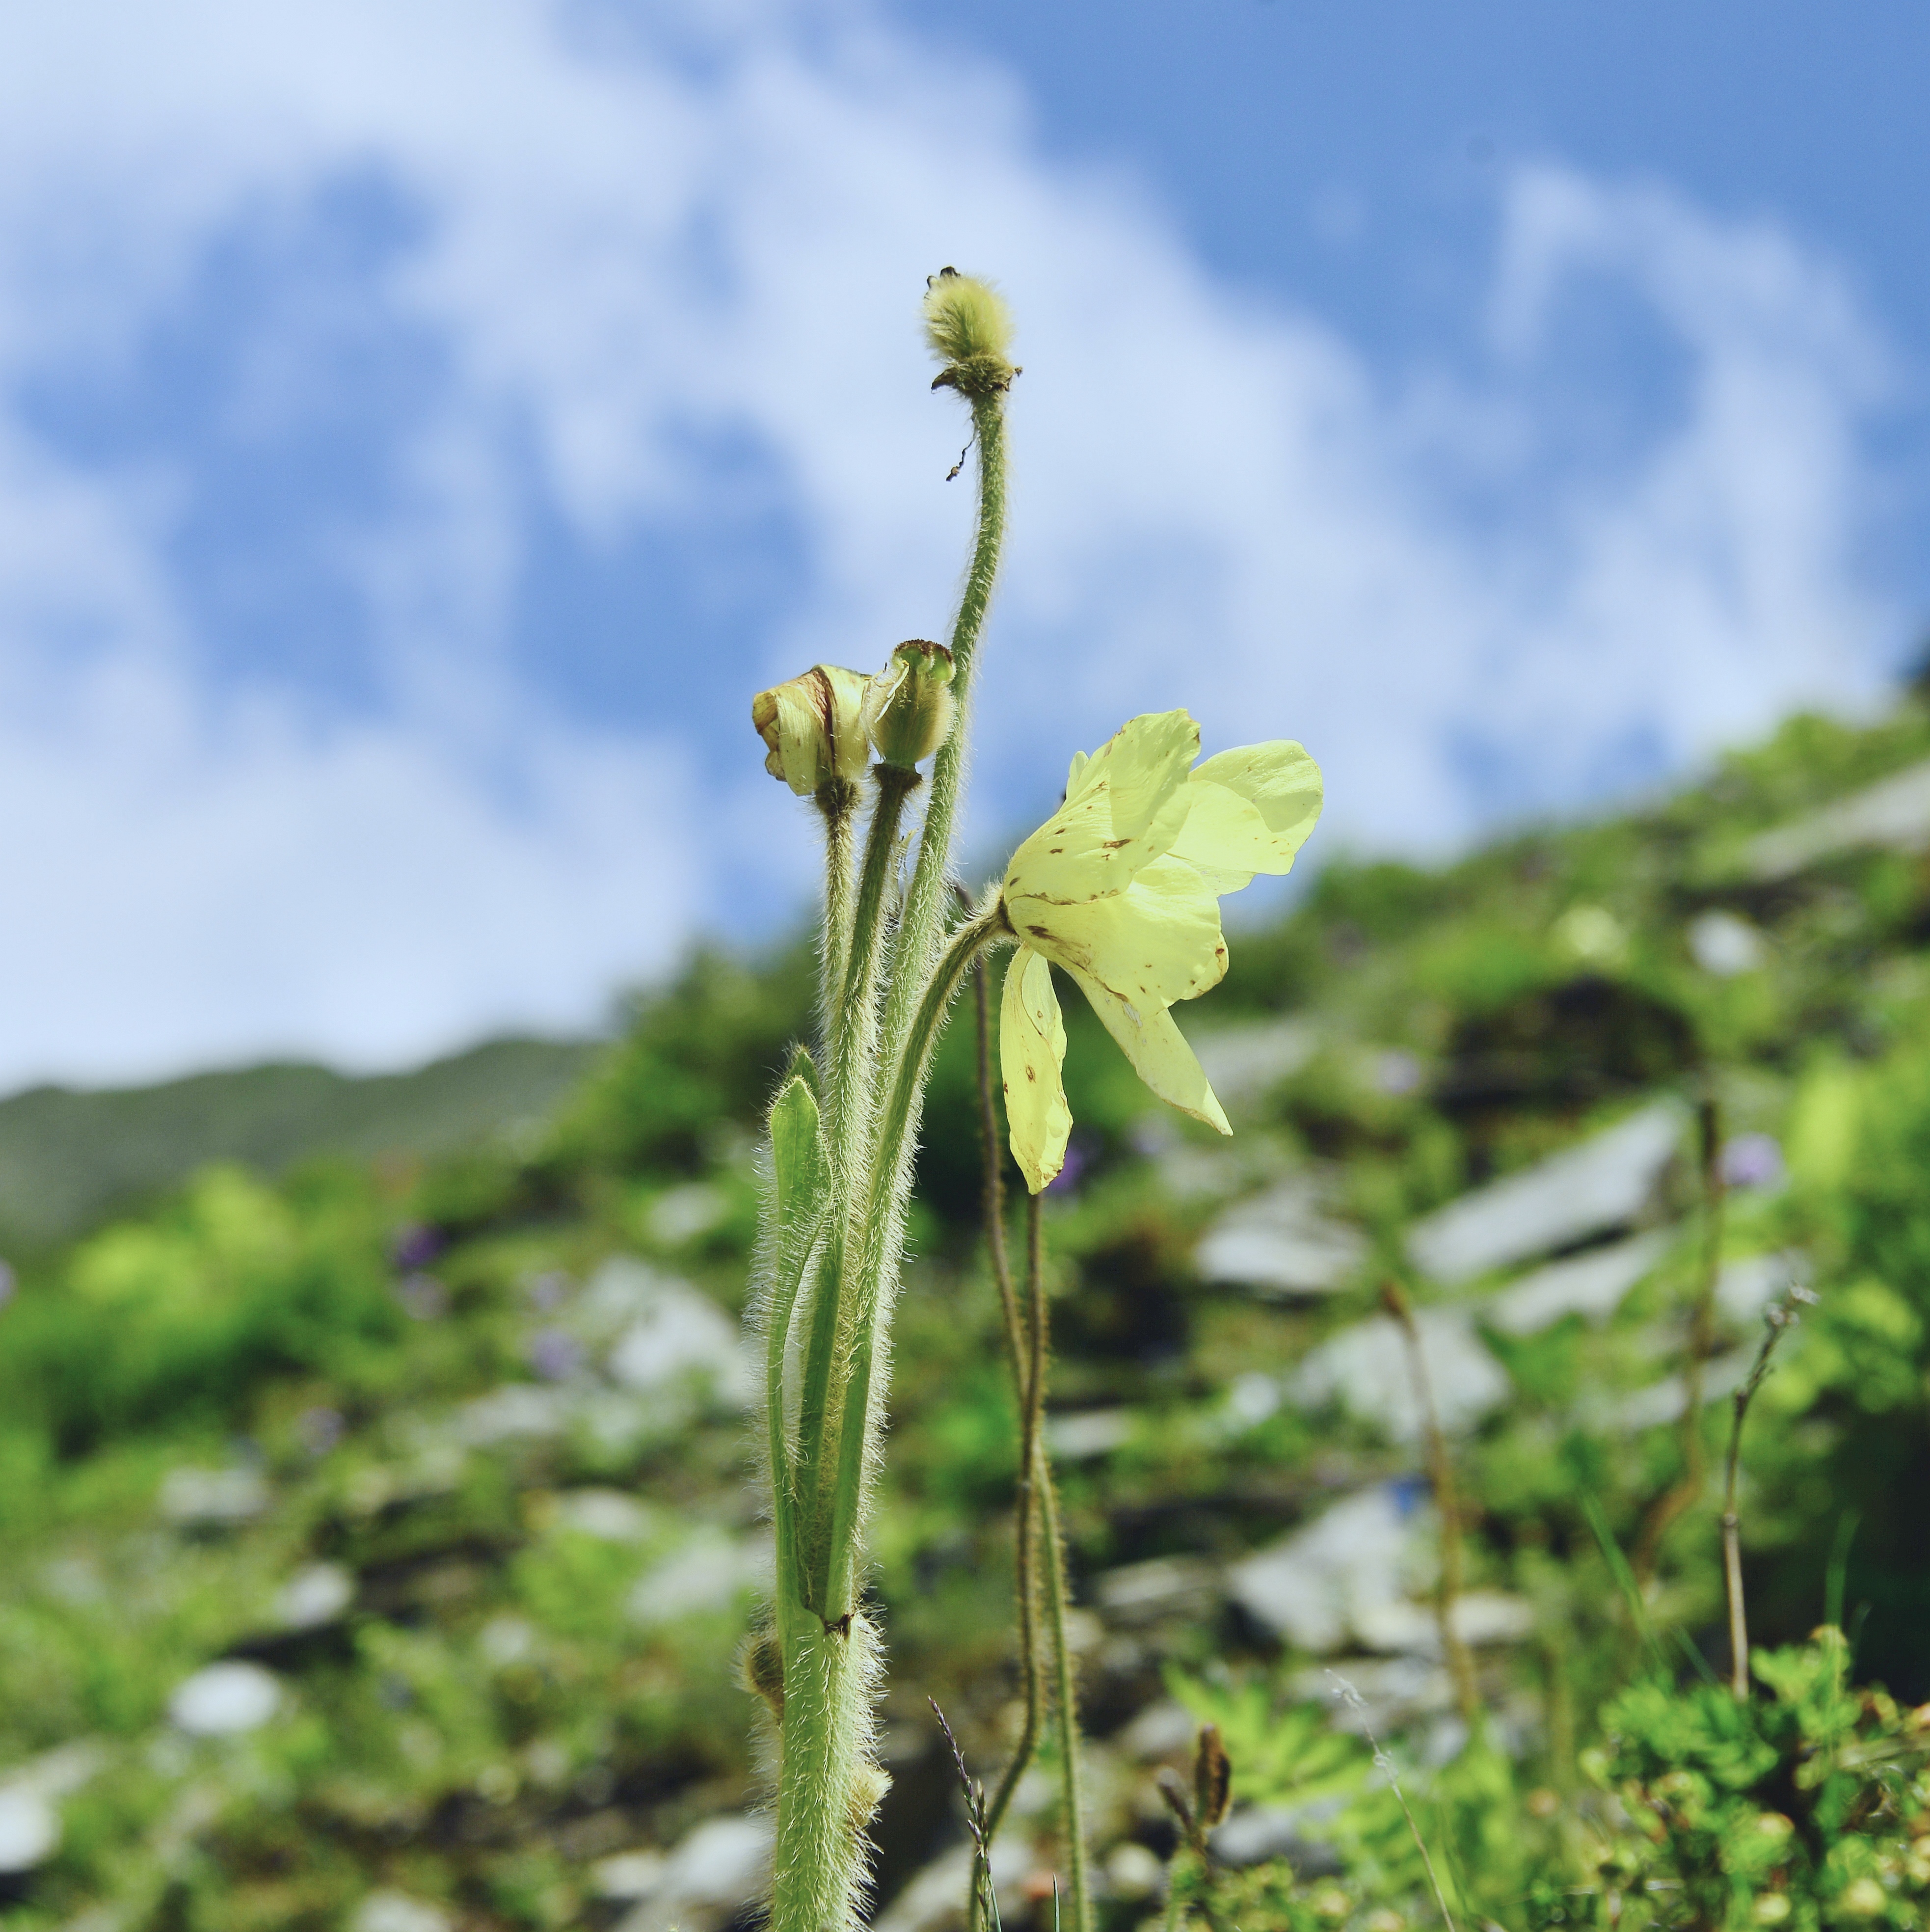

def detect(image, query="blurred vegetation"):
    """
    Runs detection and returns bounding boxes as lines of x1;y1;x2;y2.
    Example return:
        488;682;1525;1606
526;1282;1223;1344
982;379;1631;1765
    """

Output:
3;701;1930;1929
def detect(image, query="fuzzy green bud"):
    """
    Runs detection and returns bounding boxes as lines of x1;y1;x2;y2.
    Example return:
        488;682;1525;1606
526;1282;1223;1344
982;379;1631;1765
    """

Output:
752;665;871;795
860;639;956;769
924;268;1017;400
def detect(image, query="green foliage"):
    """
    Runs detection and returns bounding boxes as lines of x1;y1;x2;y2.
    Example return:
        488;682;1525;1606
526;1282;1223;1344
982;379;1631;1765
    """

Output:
1544;1631;1930;1930
0;1163;398;1453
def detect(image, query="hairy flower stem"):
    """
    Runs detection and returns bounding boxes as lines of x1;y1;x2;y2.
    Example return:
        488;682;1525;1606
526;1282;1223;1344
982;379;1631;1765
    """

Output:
881;393;1006;1080
972;962;1042;1859
1034;1208;1094;1932
789;767;922;1592
816;779;859;1062
833;766;921;1147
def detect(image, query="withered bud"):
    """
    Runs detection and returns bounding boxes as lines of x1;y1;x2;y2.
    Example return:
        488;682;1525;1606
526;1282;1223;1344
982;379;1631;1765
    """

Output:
752;664;871;795
1193;1723;1232;1831
861;639;956;769
736;1627;784;1719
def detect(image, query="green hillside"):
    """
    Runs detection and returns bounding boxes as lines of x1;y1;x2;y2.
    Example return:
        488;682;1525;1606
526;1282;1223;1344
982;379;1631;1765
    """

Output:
1;705;1928;1931
0;1037;599;1252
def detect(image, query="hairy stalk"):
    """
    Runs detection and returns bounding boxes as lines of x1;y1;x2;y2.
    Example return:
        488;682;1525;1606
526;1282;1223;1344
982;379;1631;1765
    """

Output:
1384;1282;1479;1727
1030;1196;1093;1932
880;394;1007;1080
769;1595;884;1932
973;962;1043;1855
790;767;921;1601
834;766;921;1147
816;779;859;1064
1636;1095;1725;1582
815;902;1011;1619
770;906;1009;1932
1723;1285;1809;1697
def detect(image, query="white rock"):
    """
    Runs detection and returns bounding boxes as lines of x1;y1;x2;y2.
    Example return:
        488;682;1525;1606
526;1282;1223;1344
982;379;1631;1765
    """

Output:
1117;1698;1199;1762
1045;1409;1134;1460
605;1274;751;1405
1486;1230;1673;1336
275;1563;354;1630
160;1466;268;1527
1226;1371;1283;1426
1406;1102;1685;1284
457;1384;571;1446
872;1833;1031;1932
616;1814;774;1932
1094;1556;1220;1624
0;1788;59;1873
1191;1017;1319;1113
1291;1307;1509;1440
1745;756;1930;880
629;1531;770;1625
549;1488;657;1541
353;1891;452;1932
1352;1588;1536;1654
168;1661;282;1736
1196;1174;1368;1298
592;1851;667;1900
1229;1485;1424;1653
1717;1251;1802;1327
1614;1346;1760;1431
646;1183;728;1247
1688;911;1766;976
1106;1840;1167;1898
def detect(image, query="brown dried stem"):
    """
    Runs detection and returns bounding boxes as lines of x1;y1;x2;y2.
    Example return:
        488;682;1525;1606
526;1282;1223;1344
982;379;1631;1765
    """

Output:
1383;1281;1479;1727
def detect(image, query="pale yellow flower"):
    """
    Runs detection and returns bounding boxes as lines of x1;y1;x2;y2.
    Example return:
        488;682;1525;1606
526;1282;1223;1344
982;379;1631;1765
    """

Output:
998;710;1322;1191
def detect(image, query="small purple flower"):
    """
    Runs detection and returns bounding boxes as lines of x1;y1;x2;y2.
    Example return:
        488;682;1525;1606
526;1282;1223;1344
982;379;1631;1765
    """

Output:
390;1223;445;1272
1045;1135;1093;1196
526;1271;570;1313
397;1273;449;1321
296;1406;344;1455
526;1328;585;1383
1721;1133;1785;1192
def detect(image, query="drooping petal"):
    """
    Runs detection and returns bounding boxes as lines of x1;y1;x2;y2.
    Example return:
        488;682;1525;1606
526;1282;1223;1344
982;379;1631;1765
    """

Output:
1000;946;1073;1193
1003;710;1200;908
1168;742;1325;893
1064;964;1231;1135
1009;854;1227;1009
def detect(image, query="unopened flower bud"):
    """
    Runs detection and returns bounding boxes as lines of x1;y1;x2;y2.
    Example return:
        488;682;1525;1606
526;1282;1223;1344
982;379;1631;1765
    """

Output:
861;639;956;769
924;268;1017;399
752;665;871;796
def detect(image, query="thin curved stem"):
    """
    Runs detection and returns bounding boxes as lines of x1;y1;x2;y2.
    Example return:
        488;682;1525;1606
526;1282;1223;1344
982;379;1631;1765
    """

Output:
1032;1193;1092;1932
880;394;1006;1084
975;960;1042;1855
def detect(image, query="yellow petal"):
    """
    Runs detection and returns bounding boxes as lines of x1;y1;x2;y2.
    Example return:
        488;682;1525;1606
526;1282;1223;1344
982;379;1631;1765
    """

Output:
1009;853;1226;1009
1064;963;1231;1135
1169;741;1324;893
1000;946;1072;1193
1003;710;1200;907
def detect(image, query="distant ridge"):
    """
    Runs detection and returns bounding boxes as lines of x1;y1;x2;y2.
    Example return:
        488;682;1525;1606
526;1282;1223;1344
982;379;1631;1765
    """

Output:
0;1036;601;1251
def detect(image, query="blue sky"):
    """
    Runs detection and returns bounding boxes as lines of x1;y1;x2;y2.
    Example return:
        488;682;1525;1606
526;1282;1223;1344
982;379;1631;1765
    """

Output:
0;0;1920;1086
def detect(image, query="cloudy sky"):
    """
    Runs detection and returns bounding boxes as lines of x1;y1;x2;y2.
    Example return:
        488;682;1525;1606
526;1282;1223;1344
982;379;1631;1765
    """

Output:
0;0;1923;1088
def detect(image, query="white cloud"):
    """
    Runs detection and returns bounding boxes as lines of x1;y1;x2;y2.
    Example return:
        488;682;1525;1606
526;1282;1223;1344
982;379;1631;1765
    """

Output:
0;0;1906;1084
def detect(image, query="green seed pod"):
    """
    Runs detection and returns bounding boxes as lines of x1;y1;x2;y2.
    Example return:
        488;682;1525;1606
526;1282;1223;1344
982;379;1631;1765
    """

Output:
752;664;871;795
860;639;956;769
924;268;1017;400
